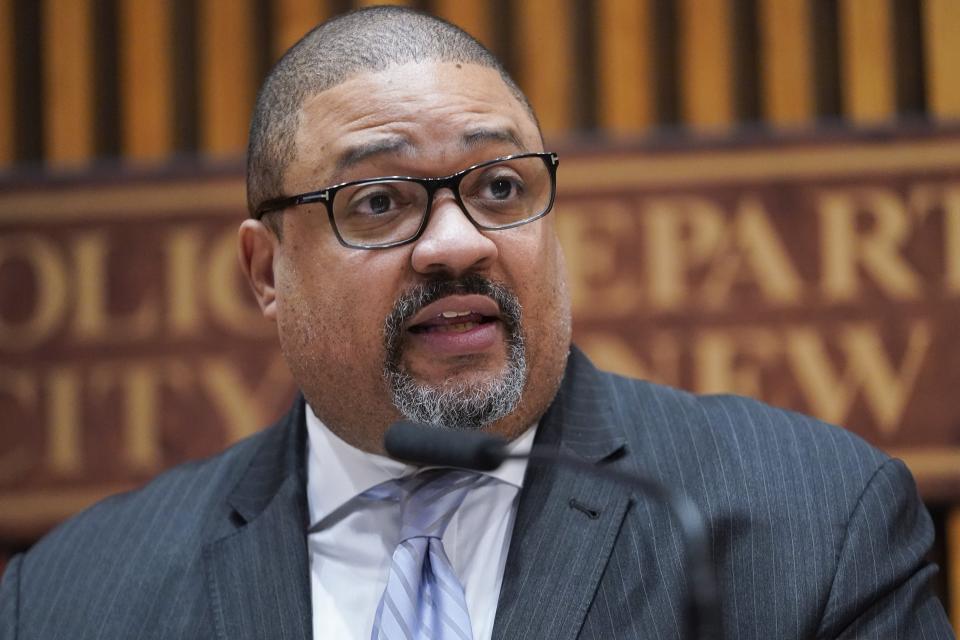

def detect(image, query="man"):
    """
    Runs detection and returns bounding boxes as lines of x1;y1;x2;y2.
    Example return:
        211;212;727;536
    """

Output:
0;6;953;639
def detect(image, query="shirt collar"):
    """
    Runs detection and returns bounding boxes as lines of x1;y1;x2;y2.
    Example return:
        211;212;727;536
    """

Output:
305;404;537;527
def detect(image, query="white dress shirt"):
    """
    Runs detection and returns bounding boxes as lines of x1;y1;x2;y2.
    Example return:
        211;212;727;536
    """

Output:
305;405;535;640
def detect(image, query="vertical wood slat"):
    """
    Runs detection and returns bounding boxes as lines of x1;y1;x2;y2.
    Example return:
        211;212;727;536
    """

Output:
272;0;328;60
119;0;174;161
198;0;257;157
0;0;13;166
838;0;896;124
923;0;960;120
42;0;96;167
515;0;575;136
596;0;654;135
678;0;735;131
433;0;493;51
757;0;814;127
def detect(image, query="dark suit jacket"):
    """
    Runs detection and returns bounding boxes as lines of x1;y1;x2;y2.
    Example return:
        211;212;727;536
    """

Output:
0;347;953;639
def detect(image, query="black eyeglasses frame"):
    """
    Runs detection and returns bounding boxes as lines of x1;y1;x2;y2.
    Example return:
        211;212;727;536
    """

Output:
253;151;560;250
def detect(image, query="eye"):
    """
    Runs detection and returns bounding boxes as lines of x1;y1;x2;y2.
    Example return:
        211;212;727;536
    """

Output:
366;193;392;215
344;185;409;218
478;171;524;201
488;177;516;200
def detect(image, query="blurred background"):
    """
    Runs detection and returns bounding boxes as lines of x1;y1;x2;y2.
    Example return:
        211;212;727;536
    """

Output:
2;0;960;629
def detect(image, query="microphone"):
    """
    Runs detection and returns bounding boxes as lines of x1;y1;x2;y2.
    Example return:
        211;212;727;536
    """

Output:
385;420;722;640
384;421;507;471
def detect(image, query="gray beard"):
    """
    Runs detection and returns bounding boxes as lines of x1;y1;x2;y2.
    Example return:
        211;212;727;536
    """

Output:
382;275;527;431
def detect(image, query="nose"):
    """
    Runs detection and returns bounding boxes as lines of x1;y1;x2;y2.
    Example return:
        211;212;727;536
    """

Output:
409;191;499;277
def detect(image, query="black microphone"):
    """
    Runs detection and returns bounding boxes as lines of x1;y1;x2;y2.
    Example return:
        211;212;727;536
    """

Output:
384;421;507;471
384;420;722;640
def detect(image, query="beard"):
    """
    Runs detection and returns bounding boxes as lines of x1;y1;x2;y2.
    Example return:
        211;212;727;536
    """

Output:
382;274;527;430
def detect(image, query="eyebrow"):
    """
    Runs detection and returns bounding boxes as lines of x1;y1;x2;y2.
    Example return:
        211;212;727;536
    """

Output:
460;128;526;152
334;137;412;173
332;127;527;176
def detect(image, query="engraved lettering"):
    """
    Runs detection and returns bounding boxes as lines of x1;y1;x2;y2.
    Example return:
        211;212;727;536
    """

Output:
644;196;725;311
71;231;160;342
818;189;923;301
0;234;68;350
785;320;932;434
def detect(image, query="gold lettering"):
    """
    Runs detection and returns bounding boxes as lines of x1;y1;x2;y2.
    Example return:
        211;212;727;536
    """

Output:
90;361;165;472
818;189;923;302
694;327;782;398
0;234;68;350
201;354;292;441
644;197;725;310
785;320;932;434
943;186;960;295
72;231;160;341
165;227;204;337
0;367;39;482
554;202;643;318
45;366;83;475
576;331;680;386
699;197;804;308
207;231;274;337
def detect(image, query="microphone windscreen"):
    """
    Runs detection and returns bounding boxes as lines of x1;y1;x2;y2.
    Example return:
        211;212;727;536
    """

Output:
384;421;507;471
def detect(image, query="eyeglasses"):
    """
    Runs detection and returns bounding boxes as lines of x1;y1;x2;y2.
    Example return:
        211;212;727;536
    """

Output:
254;151;559;249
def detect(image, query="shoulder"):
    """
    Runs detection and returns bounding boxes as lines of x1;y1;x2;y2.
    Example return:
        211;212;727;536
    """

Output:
602;367;887;470
47;426;268;545
13;418;285;595
2;400;305;637
587;365;898;520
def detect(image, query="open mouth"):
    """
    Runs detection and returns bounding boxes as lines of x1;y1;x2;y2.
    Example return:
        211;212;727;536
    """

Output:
402;294;504;349
408;311;499;334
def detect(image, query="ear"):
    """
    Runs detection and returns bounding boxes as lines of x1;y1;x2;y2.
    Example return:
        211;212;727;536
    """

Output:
238;219;278;321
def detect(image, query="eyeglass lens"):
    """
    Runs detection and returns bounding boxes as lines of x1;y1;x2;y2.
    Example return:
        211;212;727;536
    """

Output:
331;156;552;246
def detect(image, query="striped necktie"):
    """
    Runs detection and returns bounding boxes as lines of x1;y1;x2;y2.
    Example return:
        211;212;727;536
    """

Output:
370;469;490;640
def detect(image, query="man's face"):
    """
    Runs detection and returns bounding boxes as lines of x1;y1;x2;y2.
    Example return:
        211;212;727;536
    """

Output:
241;61;571;452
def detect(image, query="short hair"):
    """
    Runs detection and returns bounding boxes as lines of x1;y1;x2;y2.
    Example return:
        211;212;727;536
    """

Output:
246;5;539;232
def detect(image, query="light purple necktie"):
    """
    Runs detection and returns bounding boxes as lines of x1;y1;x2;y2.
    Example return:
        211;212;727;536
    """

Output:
370;469;491;640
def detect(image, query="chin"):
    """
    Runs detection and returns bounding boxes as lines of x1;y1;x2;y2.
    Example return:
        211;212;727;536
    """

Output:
387;358;526;431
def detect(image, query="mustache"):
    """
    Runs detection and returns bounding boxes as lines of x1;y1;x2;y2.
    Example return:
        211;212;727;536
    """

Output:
384;274;523;349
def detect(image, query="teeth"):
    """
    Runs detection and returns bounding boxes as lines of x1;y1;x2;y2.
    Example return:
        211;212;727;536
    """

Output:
433;321;477;333
440;310;472;319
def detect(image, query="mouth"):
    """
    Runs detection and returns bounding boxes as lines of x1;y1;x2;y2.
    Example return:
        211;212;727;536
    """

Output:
406;295;502;335
403;294;504;355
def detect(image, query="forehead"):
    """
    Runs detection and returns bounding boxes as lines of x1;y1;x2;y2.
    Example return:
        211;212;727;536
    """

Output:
286;61;541;188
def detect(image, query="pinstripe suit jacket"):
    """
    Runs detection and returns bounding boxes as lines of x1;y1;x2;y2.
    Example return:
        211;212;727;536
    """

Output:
0;347;953;639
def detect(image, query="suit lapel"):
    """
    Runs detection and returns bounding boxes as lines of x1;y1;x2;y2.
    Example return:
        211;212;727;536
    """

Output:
493;348;630;640
204;399;313;640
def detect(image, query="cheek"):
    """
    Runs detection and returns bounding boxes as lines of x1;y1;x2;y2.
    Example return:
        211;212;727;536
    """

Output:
504;228;570;334
275;247;405;368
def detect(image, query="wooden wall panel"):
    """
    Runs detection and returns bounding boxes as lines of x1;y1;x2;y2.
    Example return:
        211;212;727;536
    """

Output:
272;0;328;61
839;0;896;124
758;0;814;126
923;0;960;120
198;0;258;158
433;0;492;50
42;0;96;167
0;0;955;172
119;0;174;162
597;0;654;135
679;0;735;131
0;0;12;166
515;0;575;136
